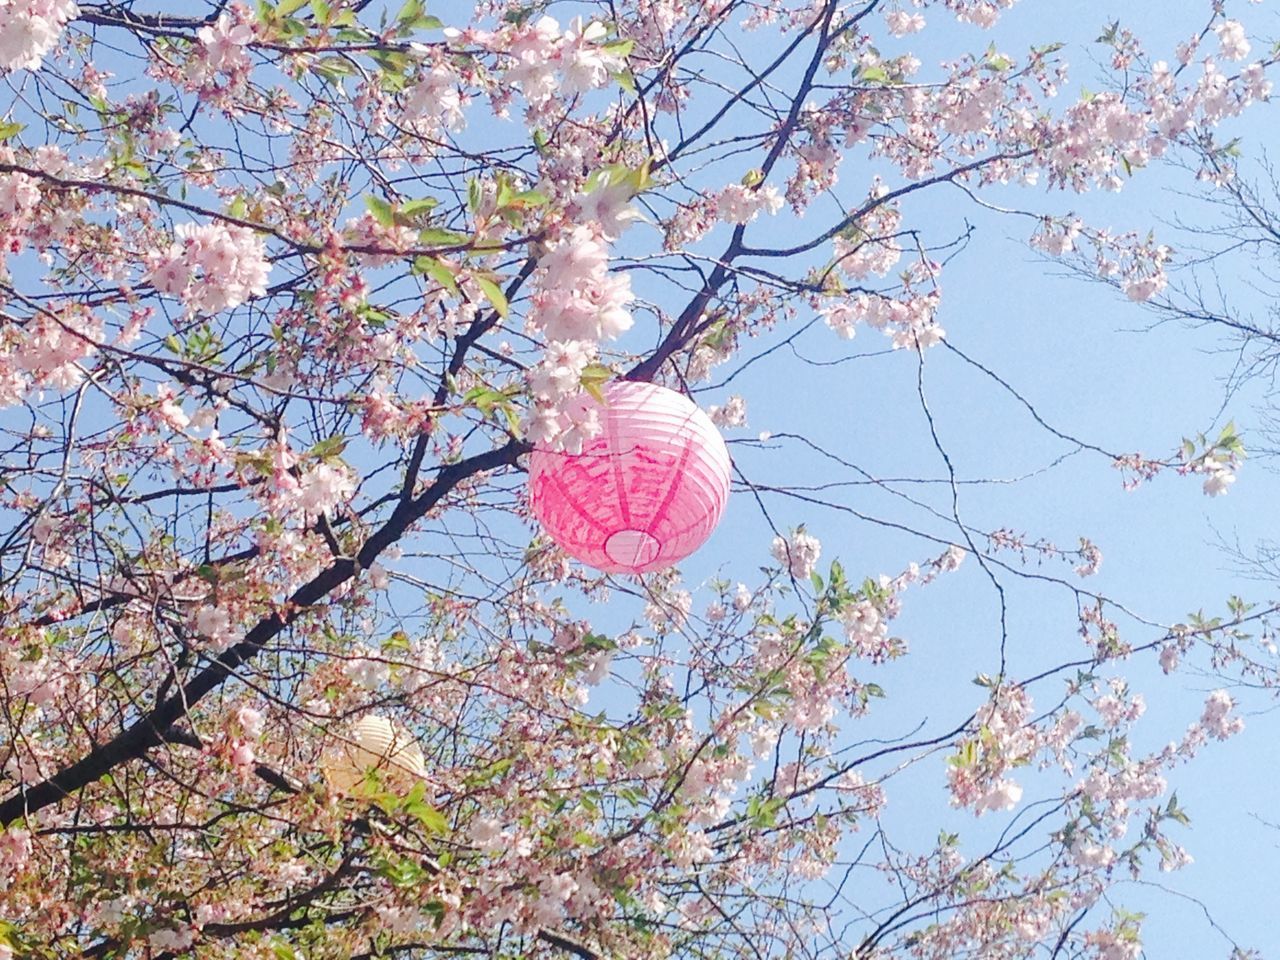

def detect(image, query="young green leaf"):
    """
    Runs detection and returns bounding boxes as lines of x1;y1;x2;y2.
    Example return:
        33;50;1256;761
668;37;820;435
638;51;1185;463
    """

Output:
473;275;509;318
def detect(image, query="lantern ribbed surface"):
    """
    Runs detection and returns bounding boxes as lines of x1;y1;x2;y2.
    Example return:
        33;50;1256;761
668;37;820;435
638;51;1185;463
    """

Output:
529;381;732;574
322;714;426;797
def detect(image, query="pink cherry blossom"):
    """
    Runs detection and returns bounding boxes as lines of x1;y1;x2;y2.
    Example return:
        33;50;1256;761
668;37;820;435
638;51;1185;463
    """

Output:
884;10;926;36
716;183;784;225
402;64;467;132
296;462;356;519
147;221;270;314
0;0;78;72
772;529;821;579
1214;20;1250;61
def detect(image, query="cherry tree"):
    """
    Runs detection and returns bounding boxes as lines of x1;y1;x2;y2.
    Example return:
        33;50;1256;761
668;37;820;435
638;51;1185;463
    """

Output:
0;1;1274;958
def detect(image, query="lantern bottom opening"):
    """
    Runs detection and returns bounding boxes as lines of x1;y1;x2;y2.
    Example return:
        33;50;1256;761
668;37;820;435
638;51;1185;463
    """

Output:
605;529;662;569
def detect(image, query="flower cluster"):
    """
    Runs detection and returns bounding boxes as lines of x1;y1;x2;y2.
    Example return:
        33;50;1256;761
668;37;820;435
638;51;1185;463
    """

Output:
772;528;822;579
947;0;1017;29
492;16;627;108
342;212;419;268
527;228;633;343
820;289;945;348
1199;689;1243;740
185;9;255;89
147;221;270;314
1214;20;1250;62
715;183;784;225
0;0;78;73
707;394;746;428
401;64;466;134
194;604;238;652
1;305;102;399
296;462;357;519
524;224;635;451
948;684;1038;815
0;168;39;225
884;9;926;36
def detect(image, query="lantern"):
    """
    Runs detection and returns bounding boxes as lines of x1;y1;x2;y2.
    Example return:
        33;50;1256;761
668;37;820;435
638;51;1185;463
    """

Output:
322;714;426;797
528;381;732;574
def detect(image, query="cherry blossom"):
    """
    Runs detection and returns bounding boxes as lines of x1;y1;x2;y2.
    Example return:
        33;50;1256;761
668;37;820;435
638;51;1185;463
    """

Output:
707;394;747;428
402;64;467;133
0;0;77;72
147;221;270;314
1214;20;1250;61
885;10;926;36
772;528;822;579
715;183;785;225
1200;689;1244;740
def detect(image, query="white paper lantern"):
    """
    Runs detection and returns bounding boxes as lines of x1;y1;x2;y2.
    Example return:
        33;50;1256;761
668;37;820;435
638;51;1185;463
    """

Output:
322;714;426;797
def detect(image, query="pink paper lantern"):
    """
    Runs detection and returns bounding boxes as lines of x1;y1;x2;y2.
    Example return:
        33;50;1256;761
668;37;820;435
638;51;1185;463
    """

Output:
529;381;732;574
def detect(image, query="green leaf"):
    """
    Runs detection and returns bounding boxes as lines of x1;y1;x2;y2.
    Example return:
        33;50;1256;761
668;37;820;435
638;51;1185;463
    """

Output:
395;0;424;21
277;0;309;15
601;38;635;57
948;739;979;768
473;275;508;318
509;189;549;207
394;0;442;29
309;435;348;459
377;854;427;888
313;57;356;83
985;45;1013;72
0;121;24;142
408;799;448;833
365;194;395;227
399;197;439;218
400;780;449;832
422;899;448;929
582;631;616;652
310;0;331;22
1164;792;1192;826
613;68;637;94
464;386;506;415
417;227;469;247
414;255;459;295
579;363;612;403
